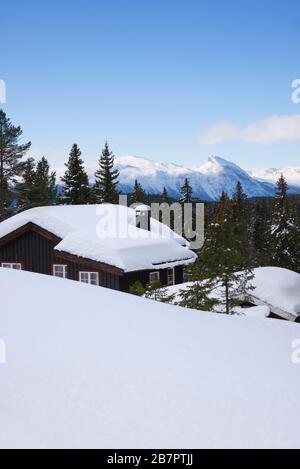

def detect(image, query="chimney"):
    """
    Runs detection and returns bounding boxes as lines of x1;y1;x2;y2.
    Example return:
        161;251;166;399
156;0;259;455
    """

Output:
135;204;151;231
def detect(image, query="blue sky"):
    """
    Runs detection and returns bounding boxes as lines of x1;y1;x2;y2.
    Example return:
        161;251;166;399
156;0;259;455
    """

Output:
1;0;300;169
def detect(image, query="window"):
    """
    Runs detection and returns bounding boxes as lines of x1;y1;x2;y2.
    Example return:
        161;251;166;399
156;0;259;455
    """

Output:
149;271;160;284
79;271;99;286
53;264;67;278
1;262;22;270
167;268;175;286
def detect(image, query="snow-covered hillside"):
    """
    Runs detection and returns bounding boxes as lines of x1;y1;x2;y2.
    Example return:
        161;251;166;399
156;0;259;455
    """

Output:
1;268;300;448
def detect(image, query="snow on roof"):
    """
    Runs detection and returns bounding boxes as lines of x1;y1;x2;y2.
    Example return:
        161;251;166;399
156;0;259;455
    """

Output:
1;268;300;448
251;267;300;319
237;305;271;319
0;205;196;272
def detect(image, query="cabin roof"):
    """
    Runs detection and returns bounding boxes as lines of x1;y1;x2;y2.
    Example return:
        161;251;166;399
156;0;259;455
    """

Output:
0;205;197;272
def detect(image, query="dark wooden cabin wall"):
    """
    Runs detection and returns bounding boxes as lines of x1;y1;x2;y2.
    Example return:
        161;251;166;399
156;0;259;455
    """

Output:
0;230;185;292
120;265;184;292
0;230;121;289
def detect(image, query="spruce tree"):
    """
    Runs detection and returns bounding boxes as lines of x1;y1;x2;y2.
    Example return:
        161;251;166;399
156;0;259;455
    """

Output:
178;261;219;311
61;144;90;204
251;200;272;266
270;175;300;271
198;192;254;314
31;157;57;206
231;181;249;263
179;177;193;203
0;110;31;220
232;181;247;226
131;179;146;204
94;142;119;203
16;158;36;212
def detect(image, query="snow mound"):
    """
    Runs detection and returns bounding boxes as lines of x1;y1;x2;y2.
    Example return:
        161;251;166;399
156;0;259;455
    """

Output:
1;268;300;448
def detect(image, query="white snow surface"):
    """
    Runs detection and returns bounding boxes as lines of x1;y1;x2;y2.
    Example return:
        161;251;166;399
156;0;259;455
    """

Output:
0;205;196;272
0;268;300;449
251;267;300;318
236;305;270;319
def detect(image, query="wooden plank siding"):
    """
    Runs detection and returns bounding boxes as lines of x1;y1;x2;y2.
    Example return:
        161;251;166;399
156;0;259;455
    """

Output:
120;265;184;292
0;227;185;292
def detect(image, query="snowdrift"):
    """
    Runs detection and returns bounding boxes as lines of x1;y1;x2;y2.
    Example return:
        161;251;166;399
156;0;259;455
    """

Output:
0;268;300;448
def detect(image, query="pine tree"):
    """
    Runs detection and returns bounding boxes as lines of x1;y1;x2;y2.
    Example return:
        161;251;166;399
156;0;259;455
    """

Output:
94;142;119;203
0;110;31;220
198;192;254;314
15;158;36;211
179;177;193;203
131;179;146;204
31;157;57;206
270;174;300;271
61;144;90;204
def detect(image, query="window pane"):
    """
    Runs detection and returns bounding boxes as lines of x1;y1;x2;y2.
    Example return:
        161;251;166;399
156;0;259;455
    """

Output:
167;268;174;285
79;272;98;285
80;272;89;283
1;263;21;270
53;265;67;278
90;273;99;285
149;272;159;283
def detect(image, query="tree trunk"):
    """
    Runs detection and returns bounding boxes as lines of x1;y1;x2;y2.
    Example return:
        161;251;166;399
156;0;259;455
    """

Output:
225;279;229;314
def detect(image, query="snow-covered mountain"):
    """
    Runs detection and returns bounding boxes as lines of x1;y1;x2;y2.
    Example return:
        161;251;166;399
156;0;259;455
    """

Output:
56;154;300;201
113;155;276;200
250;166;300;188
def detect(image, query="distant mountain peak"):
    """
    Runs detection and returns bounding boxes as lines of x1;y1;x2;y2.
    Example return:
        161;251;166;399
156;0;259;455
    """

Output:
113;154;277;200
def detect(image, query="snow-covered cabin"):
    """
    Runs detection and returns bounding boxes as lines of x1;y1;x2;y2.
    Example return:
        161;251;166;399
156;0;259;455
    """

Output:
249;267;300;322
0;205;196;291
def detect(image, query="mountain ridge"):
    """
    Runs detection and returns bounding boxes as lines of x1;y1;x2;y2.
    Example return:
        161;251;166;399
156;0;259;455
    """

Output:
55;155;300;201
113;155;279;201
